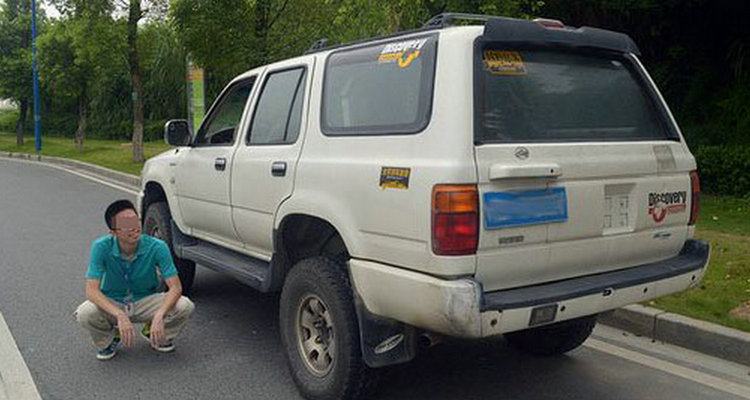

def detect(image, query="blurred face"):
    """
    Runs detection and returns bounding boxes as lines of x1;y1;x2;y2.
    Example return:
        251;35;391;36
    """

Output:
111;209;141;246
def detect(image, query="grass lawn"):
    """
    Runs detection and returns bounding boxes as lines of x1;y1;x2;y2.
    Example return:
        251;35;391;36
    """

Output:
650;195;750;332
0;133;171;175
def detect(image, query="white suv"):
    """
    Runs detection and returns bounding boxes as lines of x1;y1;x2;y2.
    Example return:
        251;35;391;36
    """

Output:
138;14;710;400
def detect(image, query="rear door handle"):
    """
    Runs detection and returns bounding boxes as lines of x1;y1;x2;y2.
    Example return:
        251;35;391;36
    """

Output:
489;163;562;180
271;161;287;177
215;157;227;171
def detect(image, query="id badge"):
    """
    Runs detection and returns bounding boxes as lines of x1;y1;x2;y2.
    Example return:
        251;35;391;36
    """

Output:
125;302;134;317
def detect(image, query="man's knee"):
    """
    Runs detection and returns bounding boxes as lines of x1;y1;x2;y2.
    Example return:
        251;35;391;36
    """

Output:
74;301;106;327
174;296;195;319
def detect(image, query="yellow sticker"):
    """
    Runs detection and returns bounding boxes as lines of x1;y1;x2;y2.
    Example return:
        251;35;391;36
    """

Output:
378;39;428;69
483;50;527;75
379;167;411;189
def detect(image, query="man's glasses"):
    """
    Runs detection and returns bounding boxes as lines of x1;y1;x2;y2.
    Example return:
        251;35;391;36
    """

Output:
113;226;141;233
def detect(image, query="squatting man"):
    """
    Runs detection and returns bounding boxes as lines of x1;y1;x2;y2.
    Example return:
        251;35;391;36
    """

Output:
74;199;194;360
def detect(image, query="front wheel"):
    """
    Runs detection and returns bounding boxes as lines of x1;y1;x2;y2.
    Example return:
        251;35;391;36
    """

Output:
280;257;375;400
504;315;597;357
143;201;196;293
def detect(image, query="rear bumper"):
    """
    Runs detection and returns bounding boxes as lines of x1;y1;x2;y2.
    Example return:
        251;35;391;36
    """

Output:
349;239;710;338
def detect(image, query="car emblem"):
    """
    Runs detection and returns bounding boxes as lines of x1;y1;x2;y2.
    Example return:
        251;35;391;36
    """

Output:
514;147;529;160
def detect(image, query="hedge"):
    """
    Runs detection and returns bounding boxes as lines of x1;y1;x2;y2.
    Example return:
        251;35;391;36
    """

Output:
694;145;750;198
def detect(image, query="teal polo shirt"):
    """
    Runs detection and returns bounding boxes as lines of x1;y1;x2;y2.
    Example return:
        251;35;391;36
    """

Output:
86;234;178;303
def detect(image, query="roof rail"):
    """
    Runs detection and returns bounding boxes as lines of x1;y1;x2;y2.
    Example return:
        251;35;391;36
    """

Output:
423;13;494;28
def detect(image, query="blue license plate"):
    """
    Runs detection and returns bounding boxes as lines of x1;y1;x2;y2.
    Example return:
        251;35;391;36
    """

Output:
483;188;568;229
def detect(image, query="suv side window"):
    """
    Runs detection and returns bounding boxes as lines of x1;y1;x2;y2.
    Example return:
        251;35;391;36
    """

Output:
194;78;255;146
322;34;437;136
248;67;307;145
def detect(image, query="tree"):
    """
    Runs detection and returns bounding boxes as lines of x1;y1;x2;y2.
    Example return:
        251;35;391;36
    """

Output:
118;0;168;162
171;0;543;101
126;0;145;162
0;0;34;145
39;1;120;151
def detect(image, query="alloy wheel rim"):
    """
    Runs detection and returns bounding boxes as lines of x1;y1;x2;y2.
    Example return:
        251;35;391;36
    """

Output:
296;294;335;377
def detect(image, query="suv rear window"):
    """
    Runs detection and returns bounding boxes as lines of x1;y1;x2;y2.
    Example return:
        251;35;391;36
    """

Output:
322;35;437;135
475;47;675;143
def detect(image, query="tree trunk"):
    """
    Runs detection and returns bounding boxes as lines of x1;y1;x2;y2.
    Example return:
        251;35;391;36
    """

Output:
15;99;27;146
128;0;144;163
75;92;87;152
254;0;270;65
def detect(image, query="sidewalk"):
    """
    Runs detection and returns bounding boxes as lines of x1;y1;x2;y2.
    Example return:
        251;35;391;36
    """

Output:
2;151;750;367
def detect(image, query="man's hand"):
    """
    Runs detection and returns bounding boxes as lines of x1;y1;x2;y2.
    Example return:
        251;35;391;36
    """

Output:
150;311;166;347
116;312;136;347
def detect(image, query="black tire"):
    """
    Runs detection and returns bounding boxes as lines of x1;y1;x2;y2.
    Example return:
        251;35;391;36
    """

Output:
143;201;196;293
504;315;597;357
280;257;376;400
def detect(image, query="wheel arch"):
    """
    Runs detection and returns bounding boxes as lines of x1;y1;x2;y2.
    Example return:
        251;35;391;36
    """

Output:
270;213;351;292
140;180;188;234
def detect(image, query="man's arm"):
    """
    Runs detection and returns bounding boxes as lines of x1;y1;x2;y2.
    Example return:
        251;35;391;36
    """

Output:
149;275;182;346
85;279;136;347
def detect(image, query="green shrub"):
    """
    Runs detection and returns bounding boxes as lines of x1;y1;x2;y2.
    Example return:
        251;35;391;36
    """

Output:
0;109;20;133
144;119;167;142
694;145;750;198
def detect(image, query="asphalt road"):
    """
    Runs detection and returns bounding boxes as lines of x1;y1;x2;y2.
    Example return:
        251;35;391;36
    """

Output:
1;157;749;400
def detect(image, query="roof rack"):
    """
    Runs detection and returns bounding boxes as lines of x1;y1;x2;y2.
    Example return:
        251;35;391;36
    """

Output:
422;13;494;28
304;13;493;55
306;38;329;53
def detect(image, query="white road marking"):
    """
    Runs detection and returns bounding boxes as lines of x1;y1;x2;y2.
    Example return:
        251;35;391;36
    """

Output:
0;312;42;400
586;338;750;399
1;156;139;195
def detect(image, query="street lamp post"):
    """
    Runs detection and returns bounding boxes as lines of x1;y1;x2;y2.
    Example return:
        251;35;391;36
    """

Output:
31;0;41;154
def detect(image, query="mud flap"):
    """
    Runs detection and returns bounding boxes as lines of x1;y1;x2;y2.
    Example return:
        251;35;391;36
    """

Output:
352;293;418;368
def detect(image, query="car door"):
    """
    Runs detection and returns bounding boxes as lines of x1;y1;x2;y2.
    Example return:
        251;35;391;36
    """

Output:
231;59;313;256
174;77;257;245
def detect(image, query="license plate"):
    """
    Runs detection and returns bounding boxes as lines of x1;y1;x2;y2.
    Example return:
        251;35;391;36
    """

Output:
483;188;568;229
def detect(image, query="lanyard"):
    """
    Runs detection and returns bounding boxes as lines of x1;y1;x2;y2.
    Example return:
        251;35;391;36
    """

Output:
119;256;135;303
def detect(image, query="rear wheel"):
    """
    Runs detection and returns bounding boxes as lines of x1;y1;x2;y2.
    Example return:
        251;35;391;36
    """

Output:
143;201;196;293
280;257;375;400
504;315;597;357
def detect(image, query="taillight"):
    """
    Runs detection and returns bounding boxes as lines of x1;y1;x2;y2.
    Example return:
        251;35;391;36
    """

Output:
689;170;700;225
432;185;479;255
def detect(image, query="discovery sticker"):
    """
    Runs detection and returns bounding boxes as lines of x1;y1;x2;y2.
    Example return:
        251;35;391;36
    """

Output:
483;50;527;75
648;190;687;224
378;38;429;69
379;167;411;189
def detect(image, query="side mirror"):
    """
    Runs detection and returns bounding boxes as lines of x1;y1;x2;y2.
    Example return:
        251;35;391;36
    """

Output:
164;120;192;146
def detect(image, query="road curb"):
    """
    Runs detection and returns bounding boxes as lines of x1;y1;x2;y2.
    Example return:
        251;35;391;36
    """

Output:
4;152;750;368
599;304;750;367
1;151;140;188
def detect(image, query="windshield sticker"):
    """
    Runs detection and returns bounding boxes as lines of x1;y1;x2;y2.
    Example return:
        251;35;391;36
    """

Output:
378;38;428;69
648;191;687;223
483;50;527;75
379;167;411;189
